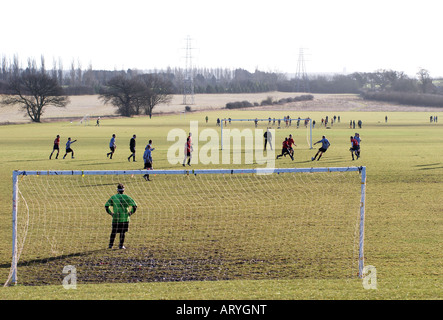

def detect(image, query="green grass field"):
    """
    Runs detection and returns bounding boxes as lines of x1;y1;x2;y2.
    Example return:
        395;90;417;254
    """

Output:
0;108;442;300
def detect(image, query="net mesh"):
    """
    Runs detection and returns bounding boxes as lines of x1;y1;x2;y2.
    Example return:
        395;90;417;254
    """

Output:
7;169;363;286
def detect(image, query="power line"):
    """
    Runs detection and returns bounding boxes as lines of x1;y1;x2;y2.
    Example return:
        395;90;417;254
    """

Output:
295;48;310;93
183;35;195;105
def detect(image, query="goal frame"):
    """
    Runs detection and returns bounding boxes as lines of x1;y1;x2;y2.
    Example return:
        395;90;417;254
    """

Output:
9;166;366;286
220;118;313;150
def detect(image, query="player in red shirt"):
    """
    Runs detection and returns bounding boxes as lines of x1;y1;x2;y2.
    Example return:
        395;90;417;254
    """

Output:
276;137;293;160
286;134;296;160
349;136;359;160
183;136;193;166
49;135;60;159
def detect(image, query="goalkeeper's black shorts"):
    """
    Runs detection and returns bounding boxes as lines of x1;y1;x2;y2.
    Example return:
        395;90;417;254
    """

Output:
111;222;129;233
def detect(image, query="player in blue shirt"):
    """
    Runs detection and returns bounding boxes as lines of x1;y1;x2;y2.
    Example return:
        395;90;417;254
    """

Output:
143;143;154;181
353;133;361;159
63;137;77;159
311;136;330;161
107;134;116;159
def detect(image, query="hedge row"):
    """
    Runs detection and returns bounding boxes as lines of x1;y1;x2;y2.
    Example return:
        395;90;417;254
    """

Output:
362;91;443;107
225;94;314;109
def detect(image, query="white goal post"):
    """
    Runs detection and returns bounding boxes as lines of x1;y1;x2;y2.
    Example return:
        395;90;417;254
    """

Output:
79;114;90;126
220;118;313;150
7;166;366;286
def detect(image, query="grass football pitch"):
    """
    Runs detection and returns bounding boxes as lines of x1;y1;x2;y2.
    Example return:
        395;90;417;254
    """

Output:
0;109;441;300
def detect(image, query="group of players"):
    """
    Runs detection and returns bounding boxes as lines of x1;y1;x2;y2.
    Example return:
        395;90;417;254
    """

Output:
49;130;361;251
48;132;194;181
49;135;77;159
49;130;361;169
275;132;361;162
49;134;154;163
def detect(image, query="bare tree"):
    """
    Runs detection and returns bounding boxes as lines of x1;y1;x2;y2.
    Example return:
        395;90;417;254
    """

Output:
70;59;76;86
1;70;69;122
1;55;8;80
51;57;58;82
417;68;433;94
58;57;64;85
84;63;94;87
99;75;145;117
137;74;173;118
12;54;20;78
40;55;46;74
76;59;83;85
99;73;173;118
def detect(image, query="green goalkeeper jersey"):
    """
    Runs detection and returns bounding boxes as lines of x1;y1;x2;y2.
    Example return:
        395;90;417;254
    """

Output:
105;193;137;223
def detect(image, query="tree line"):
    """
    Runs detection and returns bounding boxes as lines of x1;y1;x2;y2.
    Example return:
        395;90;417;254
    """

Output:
2;55;441;95
1;54;442;122
0;56;174;121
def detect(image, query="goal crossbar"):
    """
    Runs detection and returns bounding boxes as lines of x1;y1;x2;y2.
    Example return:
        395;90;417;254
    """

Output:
13;166;362;176
9;166;366;286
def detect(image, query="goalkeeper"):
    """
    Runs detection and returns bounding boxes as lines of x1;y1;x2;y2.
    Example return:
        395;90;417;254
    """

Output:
105;183;137;249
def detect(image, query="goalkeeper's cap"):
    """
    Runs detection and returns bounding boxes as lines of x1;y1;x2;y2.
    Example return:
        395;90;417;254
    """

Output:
117;183;125;192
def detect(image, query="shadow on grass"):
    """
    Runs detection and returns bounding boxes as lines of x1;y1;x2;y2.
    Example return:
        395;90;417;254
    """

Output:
0;249;107;269
414;163;442;170
4;246;355;286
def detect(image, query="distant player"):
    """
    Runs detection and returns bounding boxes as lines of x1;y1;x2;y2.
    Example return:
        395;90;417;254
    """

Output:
128;134;136;162
350;136;359;160
62;137;77;159
311;135;330;161
105;183;137;249
107;134;116;159
353;133;361;158
49;135;60;159
183;136;193;166
264;128;273;151
143;144;153;181
276;137;292;160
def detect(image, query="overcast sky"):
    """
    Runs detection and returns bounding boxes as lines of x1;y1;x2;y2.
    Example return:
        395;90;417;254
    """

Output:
2;0;442;77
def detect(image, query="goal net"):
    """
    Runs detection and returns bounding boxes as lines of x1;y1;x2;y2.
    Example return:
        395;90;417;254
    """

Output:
220;118;313;150
78;114;90;126
5;167;366;286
